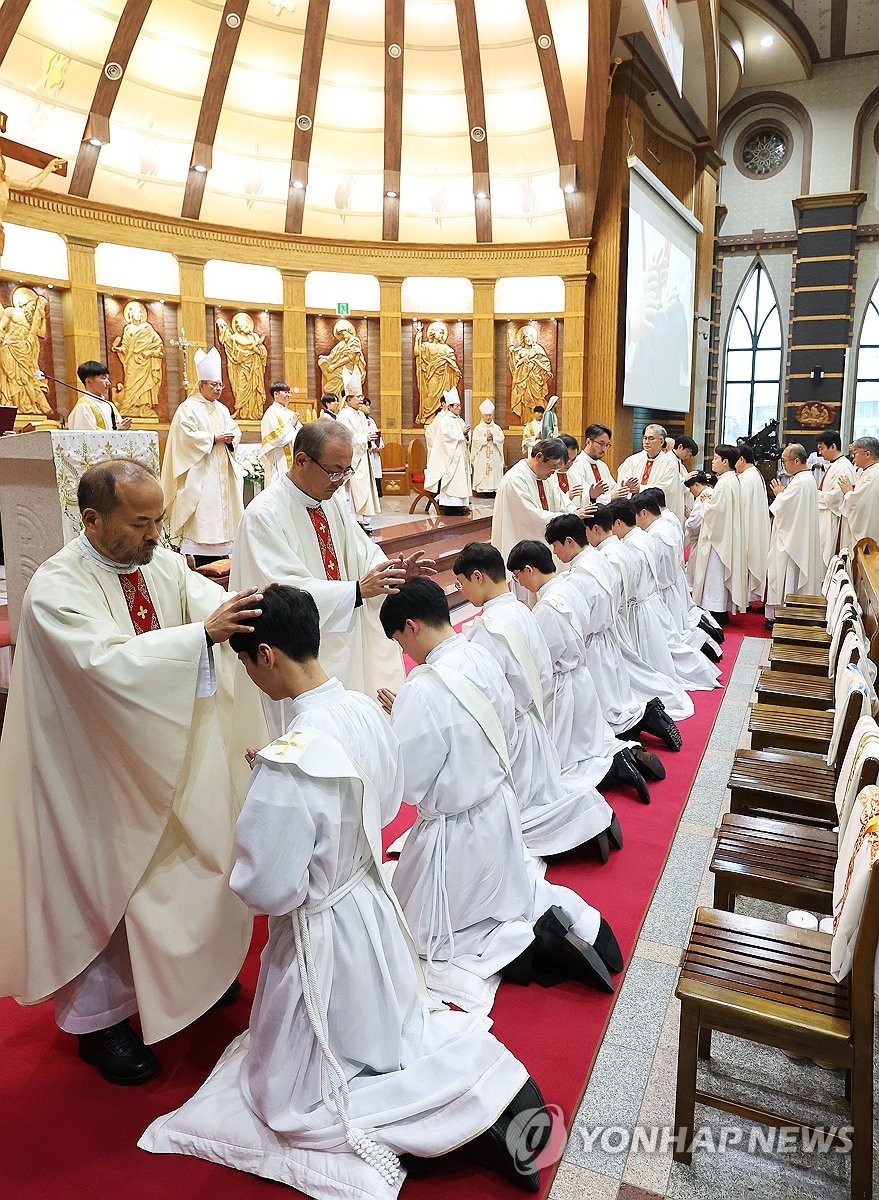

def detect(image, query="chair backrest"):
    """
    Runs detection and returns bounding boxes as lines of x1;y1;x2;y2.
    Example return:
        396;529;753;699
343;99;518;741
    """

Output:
835;715;879;834
381;441;406;471
826;581;859;631
828;607;860;676
408;437;427;473
829;664;874;768
822;553;851;594
830;784;879;1030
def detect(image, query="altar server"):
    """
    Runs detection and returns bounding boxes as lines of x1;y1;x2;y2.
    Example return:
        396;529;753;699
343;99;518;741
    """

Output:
260;381;302;488
0;459;267;1083
470;398;505;495
815;430;857;567
839;436;879;550
765;443;822;622
380;580;623;996
67;360;131;431
734;444;770;602
616;424;685;523
690;445;749;624
161;347;245;561
424;390;471;514
230;421;434;732
337;391;380;519
141;584;549;1196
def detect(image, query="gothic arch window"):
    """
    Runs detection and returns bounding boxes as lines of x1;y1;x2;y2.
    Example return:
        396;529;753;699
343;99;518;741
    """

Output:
853;278;879;439
722;261;783;442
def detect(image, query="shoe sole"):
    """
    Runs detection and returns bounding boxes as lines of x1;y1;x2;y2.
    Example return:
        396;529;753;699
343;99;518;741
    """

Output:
633;749;666;781
534;908;615;993
77;1047;160;1086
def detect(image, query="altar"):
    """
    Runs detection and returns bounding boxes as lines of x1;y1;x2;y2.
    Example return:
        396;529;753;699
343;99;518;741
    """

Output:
0;429;159;641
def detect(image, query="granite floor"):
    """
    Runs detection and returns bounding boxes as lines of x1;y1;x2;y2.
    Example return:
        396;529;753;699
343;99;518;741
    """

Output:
550;633;879;1200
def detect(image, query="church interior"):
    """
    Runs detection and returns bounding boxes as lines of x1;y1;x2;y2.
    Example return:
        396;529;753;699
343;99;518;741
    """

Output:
1;2;879;1199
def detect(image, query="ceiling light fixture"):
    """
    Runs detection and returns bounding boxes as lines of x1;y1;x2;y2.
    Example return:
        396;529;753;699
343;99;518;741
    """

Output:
88;136;103;147
386;189;397;198
563;183;575;193
760;34;775;47
475;190;487;200
292;179;304;189
537;34;552;50
388;43;402;58
193;163;207;173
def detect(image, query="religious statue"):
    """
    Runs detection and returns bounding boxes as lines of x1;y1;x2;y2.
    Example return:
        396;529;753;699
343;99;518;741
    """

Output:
0;286;52;416
414;319;462;426
508;323;552;419
215;311;267;421
111;300;164;419
318;318;367;400
0;154;66;259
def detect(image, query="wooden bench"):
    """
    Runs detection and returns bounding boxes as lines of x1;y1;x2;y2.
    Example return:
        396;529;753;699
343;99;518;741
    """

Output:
769;622;831;648
727;748;838;827
710;813;836;914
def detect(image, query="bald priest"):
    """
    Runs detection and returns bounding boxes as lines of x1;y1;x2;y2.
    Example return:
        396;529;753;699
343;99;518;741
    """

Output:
0;459;268;1084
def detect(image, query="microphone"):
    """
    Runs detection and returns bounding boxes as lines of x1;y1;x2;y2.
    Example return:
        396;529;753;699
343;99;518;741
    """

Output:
36;370;104;401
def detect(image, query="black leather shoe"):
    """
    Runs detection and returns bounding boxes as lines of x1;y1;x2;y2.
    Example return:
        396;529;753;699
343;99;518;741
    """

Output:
608;811;624;850
592;829;610;863
710;610;730;626
77;1019;160;1086
471;1114;541;1192
500;941;536;985
594;918;623;974
698;614;724;644
504;1077;552;1154
641;698;682;752
532;907;615;993
607;748;650;803
631;744;665;781
700;639;722;664
212;979;242;1009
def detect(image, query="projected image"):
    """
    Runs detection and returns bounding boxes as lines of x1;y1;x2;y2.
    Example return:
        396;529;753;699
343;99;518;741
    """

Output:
624;199;695;413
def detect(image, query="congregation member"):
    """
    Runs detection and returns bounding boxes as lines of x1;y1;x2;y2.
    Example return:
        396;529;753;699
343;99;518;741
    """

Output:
839;435;879;549
362;397;383;497
67;360;131;431
765;443;822;624
337;391;380;525
506;538;659;803
470;398;504;496
259;381;301;488
567;423;624;503
815;429;856;567
734;445;770;603
690;445;749;625
161;347;245;563
141;584;550;1196
424;392;471;514
318;392;340;419
379;579;623;996
521;404;545;456
672;435;699;480
0;459;267;1084
453;542;635;853
616;423;685;523
545;512;682;753
230;421;434;733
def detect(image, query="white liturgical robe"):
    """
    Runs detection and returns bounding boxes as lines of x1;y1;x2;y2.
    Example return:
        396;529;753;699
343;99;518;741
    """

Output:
67;394;124;431
817;455;857;567
424;409;471;505
491;458;573;562
568;452;615;504
470;420;505;493
337;403;380;516
230;476;404;731
140;679;528;1200
842;462;879;551
260;401;301;489
0;540;266;1044
737;465;770;601
616;449;685;523
691;469;749;615
162;393;245;553
766;469;822;613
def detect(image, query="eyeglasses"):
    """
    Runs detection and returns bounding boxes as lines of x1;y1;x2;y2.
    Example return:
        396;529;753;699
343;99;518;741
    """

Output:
307;455;355;484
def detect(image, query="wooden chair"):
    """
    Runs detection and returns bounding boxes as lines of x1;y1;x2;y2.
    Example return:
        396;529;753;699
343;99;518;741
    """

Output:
674;827;879;1199
407;438;438;515
379;441;408;497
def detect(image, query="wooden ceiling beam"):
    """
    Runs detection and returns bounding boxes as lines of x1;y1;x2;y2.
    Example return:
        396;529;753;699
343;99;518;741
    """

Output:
68;0;154;197
453;0;491;242
382;0;405;241
580;0;620;238
830;0;847;60
284;0;331;235
0;0;31;68
181;0;249;221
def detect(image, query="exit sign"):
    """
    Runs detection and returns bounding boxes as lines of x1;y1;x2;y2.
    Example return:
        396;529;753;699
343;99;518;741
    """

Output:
336;302;349;316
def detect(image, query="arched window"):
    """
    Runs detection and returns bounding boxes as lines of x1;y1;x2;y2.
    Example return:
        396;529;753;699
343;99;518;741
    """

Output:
853;279;879;439
722;261;783;442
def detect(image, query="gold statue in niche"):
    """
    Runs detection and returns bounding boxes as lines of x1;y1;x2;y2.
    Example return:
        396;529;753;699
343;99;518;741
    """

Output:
318;318;367;399
216;311;267;421
414;319;461;425
508;323;552;418
112;300;164;419
0;286;52;415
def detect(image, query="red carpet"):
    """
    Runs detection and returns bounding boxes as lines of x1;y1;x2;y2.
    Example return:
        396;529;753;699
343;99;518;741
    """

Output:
0;613;765;1200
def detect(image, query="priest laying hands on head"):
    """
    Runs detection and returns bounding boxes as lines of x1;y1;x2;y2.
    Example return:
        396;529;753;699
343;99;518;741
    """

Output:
0;457;269;1087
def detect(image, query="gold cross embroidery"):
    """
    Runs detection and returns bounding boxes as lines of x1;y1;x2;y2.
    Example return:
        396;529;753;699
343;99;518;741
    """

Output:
137;605;148;621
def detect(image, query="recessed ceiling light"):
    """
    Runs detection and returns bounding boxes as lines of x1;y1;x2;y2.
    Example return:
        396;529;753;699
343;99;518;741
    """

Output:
475;190;487;200
386;189;397;198
537;34;552;50
193;163;207;173
292;179;304;189
760;34;775;48
88;136;103;147
563;183;575;194
388;43;402;58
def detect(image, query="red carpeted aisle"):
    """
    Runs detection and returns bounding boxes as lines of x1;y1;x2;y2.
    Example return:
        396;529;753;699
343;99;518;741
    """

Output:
0;614;767;1200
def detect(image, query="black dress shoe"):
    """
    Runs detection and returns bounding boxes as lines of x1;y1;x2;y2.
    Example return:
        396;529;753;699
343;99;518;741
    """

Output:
631;744;665;780
470;1114;541;1192
709;610;730;626
593;918;623;973
700;639;722;664
532;907;615;993
77;1019;160;1086
592;829;610;863
641;698;682;752
503;1077;552;1154
608;811;624;850
500;941;536;985
765;618;775;631
212;979;242;1009
610;749;650;803
698;614;724;644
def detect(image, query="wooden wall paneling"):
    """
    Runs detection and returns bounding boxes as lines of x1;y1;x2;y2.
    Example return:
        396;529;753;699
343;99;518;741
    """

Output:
493;322;509;429
382;0;404;241
400;318;415;433
175;255;207;392
689;155;720;439
285;0;331;235
453;0;491;242
581;0;620;239
471;280;495;408
562;276;587;439
378;279;402;436
269;312;284;384
163;301;181;416
366;317;381;422
305;316;317;399
281;271;307;395
60;238;101;396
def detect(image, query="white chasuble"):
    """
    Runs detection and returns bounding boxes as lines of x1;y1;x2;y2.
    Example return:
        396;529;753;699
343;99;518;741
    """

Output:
424;410;471;502
691;469;749;614
470;421;505;492
260;401;301;489
161;394;245;549
817;455;857;567
230;476;404;727
842;462;879;551
766;470;823;609
141;680;527;1200
568;453;615;504
337;404;380;516
0;542;267;1044
737;465;770;600
491;458;574;563
616;449;685;523
67;395;124;431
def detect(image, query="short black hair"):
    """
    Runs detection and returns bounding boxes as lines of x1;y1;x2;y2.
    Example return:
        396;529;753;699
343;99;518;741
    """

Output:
607;498;636;528
321;392;339;407
818;429;842;450
507;540;556;574
380;578;452;637
583;506;614;532
77;360;109;384
452;541;507;582
685;470;715;490
714;444;742;470
632;493;662;517
270;381;291;398
736;443;756;464
559;434;580;455
230;584;319;664
674;435;698;455
584;423;612;441
640;486;666;507
532;437;568;463
361;396;371;407
77;457;158;516
545;512;588;547
533;405;546;414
